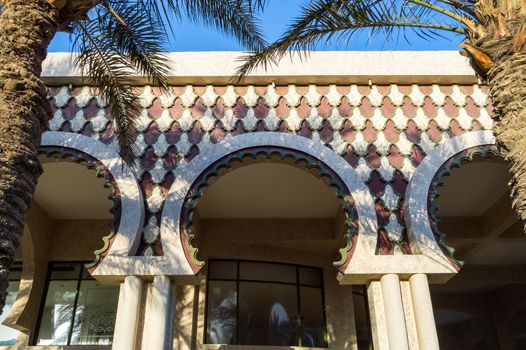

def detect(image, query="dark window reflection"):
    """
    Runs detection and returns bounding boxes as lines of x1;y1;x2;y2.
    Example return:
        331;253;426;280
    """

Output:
300;287;326;346
205;260;328;347
352;285;373;350
431;284;526;350
206;281;237;344
238;282;298;346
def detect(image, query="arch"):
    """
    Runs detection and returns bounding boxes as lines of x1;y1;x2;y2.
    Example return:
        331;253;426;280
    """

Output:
40;132;144;264
404;131;496;269
179;147;359;273
160;132;378;275
427;144;499;268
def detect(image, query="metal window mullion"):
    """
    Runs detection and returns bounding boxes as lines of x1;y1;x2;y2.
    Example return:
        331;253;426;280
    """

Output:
296;266;302;347
66;263;84;345
204;270;211;345
235;261;240;345
320;269;329;347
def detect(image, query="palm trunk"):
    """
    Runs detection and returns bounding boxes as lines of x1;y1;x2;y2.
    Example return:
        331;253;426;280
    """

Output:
0;0;59;311
487;52;526;223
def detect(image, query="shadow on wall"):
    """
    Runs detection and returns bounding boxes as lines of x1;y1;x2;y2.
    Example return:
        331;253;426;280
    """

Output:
173;285;199;350
1;204;52;349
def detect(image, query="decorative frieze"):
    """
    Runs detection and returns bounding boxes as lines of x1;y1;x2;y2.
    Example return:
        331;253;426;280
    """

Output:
45;83;494;265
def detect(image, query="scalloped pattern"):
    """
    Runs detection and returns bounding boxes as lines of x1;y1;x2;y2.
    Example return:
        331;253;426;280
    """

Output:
45;84;494;256
427;145;499;266
39;147;120;269
179;147;358;271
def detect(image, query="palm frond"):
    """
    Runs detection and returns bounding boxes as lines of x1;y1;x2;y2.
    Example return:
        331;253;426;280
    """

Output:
67;0;267;163
138;0;268;51
238;0;470;76
75;22;141;163
434;0;477;19
82;1;171;87
176;0;268;51
407;0;477;31
72;1;173;163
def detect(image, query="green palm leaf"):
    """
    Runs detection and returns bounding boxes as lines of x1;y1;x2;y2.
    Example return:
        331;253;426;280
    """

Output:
237;0;473;76
66;0;267;163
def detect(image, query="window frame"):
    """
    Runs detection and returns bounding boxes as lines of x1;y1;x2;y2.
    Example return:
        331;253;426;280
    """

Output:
204;259;328;347
33;261;117;346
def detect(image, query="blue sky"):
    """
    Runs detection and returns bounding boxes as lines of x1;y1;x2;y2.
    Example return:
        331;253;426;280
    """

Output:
48;0;462;52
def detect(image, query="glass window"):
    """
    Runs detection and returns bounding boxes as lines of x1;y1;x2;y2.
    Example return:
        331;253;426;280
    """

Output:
299;267;323;287
352;285;373;350
239;262;296;284
206;281;237;344
299;286;325;347
238;282;298;346
0;263;22;346
208;261;237;280
35;262;118;345
205;260;328;347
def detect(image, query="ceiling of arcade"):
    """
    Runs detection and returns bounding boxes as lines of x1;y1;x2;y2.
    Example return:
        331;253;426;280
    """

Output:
434;157;526;292
44;83;497;265
34;156;112;219
198;162;341;219
21;156;115;262
190;161;347;266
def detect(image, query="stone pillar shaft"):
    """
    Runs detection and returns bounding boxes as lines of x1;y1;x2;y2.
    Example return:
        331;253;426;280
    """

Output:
367;281;389;350
144;275;174;350
112;276;143;350
410;273;440;350
380;274;409;350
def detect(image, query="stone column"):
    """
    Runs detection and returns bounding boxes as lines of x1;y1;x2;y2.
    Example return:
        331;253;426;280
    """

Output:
144;275;174;350
409;274;439;350
380;274;409;350
367;281;389;350
113;276;143;350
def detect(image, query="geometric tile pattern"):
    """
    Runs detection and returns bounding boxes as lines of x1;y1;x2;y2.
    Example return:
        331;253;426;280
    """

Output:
46;84;493;256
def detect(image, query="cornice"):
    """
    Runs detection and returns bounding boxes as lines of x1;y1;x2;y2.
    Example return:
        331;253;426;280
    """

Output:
42;51;478;86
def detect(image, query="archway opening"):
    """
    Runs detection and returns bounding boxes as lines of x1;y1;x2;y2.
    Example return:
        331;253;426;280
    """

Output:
174;154;371;349
5;154;121;347
194;160;346;265
430;154;526;349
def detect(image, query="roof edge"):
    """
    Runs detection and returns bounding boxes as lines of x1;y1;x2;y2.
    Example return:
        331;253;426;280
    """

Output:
42;51;479;86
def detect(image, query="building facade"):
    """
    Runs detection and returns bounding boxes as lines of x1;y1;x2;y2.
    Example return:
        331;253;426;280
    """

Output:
0;52;523;350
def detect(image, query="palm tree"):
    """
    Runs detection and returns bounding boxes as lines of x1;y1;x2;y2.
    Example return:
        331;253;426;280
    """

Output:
239;0;526;230
0;0;266;312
